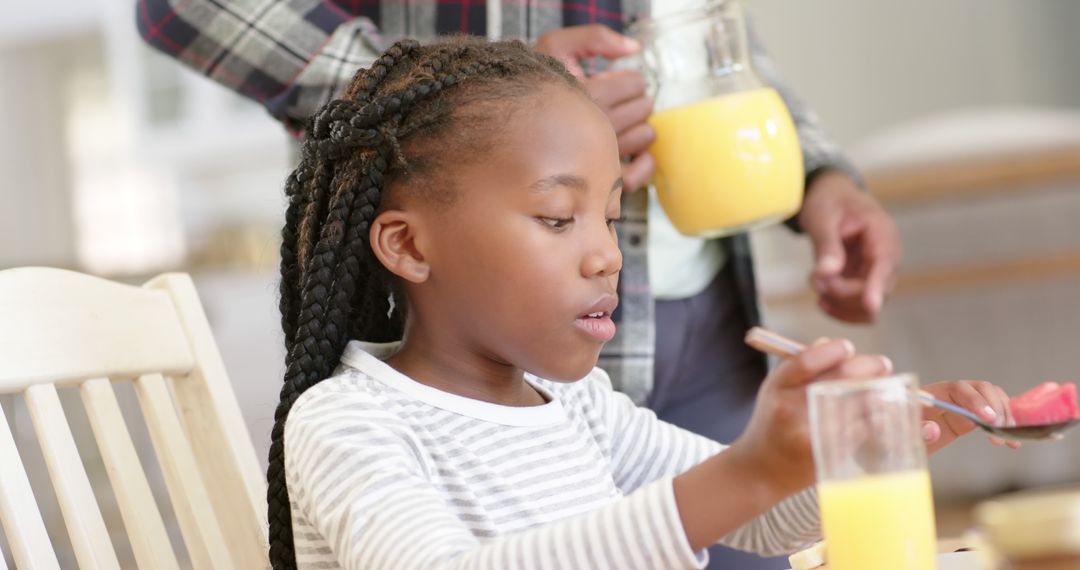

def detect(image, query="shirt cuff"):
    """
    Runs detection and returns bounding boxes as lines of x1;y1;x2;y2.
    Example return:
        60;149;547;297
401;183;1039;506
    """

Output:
650;477;710;569
783;164;865;233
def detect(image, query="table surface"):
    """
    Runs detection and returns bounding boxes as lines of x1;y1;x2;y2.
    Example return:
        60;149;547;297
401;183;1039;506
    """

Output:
813;537;977;570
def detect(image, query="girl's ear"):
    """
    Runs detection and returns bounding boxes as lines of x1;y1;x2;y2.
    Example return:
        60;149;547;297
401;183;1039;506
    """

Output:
370;210;430;283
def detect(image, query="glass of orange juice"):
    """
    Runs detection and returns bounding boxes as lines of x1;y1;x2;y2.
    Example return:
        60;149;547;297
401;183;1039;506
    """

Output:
808;374;938;570
627;0;804;237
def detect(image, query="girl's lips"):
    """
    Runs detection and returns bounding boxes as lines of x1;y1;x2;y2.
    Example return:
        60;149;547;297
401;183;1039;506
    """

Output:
580;294;618;319
575;314;616;342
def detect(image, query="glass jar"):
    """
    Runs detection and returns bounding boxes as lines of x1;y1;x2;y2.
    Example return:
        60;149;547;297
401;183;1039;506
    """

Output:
626;0;804;237
976;489;1080;570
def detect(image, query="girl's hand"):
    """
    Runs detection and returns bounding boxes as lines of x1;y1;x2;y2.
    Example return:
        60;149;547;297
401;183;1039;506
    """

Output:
921;380;1020;453
728;338;892;497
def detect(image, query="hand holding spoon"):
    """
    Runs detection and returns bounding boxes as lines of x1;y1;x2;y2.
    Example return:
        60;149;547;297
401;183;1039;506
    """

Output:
744;327;1079;442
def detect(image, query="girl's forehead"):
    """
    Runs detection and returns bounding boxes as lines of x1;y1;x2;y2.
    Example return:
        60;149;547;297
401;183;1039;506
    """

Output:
415;85;600;167
454;90;617;191
390;83;614;209
484;85;604;142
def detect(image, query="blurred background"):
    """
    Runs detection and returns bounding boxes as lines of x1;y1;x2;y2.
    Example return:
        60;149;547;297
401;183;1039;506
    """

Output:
1;0;1078;562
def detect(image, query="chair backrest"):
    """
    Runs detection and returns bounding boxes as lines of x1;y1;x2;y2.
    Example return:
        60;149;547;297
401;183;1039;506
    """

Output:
0;267;269;569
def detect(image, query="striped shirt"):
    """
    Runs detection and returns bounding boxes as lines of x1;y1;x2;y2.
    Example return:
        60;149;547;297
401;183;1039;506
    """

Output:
284;341;821;569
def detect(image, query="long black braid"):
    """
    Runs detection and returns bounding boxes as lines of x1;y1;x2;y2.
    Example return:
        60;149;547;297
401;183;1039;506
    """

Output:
269;36;579;568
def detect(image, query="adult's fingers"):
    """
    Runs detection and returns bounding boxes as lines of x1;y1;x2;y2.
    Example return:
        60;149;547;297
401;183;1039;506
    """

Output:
534;24;640;77
616;122;656;158
817;294;873;324
621;152;655;193
607;95;654;134
860;233;901;315
535;24;640;60
584;69;648;109
804;207;847;282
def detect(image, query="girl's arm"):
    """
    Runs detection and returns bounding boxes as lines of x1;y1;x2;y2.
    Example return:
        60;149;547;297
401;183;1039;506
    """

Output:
287;341;867;568
591;371;821;556
286;390;712;569
136;0;388;131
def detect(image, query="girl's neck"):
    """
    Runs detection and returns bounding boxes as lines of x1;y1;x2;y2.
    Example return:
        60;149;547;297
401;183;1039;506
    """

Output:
385;326;548;407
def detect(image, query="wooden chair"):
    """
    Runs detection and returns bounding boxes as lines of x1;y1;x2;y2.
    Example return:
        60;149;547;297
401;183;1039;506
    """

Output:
0;267;269;569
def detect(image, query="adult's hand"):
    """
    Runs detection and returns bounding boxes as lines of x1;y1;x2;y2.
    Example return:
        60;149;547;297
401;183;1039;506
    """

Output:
798;171;902;323
534;23;639;77
535;25;655;191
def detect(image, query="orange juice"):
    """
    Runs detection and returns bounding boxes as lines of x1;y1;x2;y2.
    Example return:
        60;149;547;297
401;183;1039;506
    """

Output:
649;87;803;237
818;470;938;570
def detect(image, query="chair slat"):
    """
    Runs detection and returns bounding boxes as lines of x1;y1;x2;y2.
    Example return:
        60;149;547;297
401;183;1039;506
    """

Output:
148;273;269;568
24;384;120;570
1;268;267;568
81;378;181;570
134;373;232;570
0;400;61;570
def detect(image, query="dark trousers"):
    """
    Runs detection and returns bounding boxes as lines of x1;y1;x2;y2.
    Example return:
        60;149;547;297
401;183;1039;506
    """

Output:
649;264;790;570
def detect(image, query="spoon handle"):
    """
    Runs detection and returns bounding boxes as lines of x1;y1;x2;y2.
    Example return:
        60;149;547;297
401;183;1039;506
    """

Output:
910;392;986;426
745;327;992;428
744;327;804;358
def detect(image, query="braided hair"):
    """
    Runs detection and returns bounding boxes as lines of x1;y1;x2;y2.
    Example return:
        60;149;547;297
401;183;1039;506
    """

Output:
269;36;579;568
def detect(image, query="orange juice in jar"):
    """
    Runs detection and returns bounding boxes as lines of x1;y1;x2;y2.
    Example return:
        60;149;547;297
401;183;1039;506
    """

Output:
628;0;804;238
649;88;803;237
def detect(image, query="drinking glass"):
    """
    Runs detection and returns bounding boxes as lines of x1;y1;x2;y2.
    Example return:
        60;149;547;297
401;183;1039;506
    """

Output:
808;374;938;570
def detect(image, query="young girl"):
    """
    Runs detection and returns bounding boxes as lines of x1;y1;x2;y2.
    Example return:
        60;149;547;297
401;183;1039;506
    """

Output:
266;37;1014;569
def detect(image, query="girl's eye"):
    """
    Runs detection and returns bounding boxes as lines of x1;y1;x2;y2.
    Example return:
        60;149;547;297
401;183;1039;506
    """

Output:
541;217;573;230
607;215;625;228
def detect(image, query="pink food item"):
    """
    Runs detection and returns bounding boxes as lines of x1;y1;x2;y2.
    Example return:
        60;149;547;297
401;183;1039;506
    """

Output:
1010;382;1080;425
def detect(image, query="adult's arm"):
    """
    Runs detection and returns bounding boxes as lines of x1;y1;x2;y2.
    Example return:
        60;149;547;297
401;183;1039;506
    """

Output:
137;0;389;131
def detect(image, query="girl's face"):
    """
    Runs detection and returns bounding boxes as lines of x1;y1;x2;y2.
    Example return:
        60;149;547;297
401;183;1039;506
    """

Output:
386;83;625;382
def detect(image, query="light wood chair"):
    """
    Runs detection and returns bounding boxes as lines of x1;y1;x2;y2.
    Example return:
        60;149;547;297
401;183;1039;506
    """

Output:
0;267;269;569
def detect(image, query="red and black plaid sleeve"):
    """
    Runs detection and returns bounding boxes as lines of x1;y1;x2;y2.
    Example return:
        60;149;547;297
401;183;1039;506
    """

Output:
136;0;387;129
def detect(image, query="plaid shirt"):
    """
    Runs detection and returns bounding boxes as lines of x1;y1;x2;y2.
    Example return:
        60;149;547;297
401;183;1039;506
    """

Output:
137;0;859;403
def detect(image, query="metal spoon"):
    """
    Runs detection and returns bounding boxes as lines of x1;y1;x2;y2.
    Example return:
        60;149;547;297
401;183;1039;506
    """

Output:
910;391;1078;441
744;327;1079;442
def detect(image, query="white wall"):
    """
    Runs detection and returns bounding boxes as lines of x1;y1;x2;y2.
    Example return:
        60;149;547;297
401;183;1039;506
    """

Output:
0;0;101;48
0;38;82;268
750;0;1080;147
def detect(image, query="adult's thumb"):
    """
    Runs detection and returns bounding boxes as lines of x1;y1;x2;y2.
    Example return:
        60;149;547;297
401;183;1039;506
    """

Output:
539;24;640;61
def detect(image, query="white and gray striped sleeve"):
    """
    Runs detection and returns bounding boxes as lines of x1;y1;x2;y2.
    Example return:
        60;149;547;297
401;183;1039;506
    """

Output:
588;370;822;556
284;389;706;570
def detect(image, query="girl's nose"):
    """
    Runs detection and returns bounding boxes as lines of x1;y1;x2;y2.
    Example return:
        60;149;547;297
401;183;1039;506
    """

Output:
581;225;623;278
